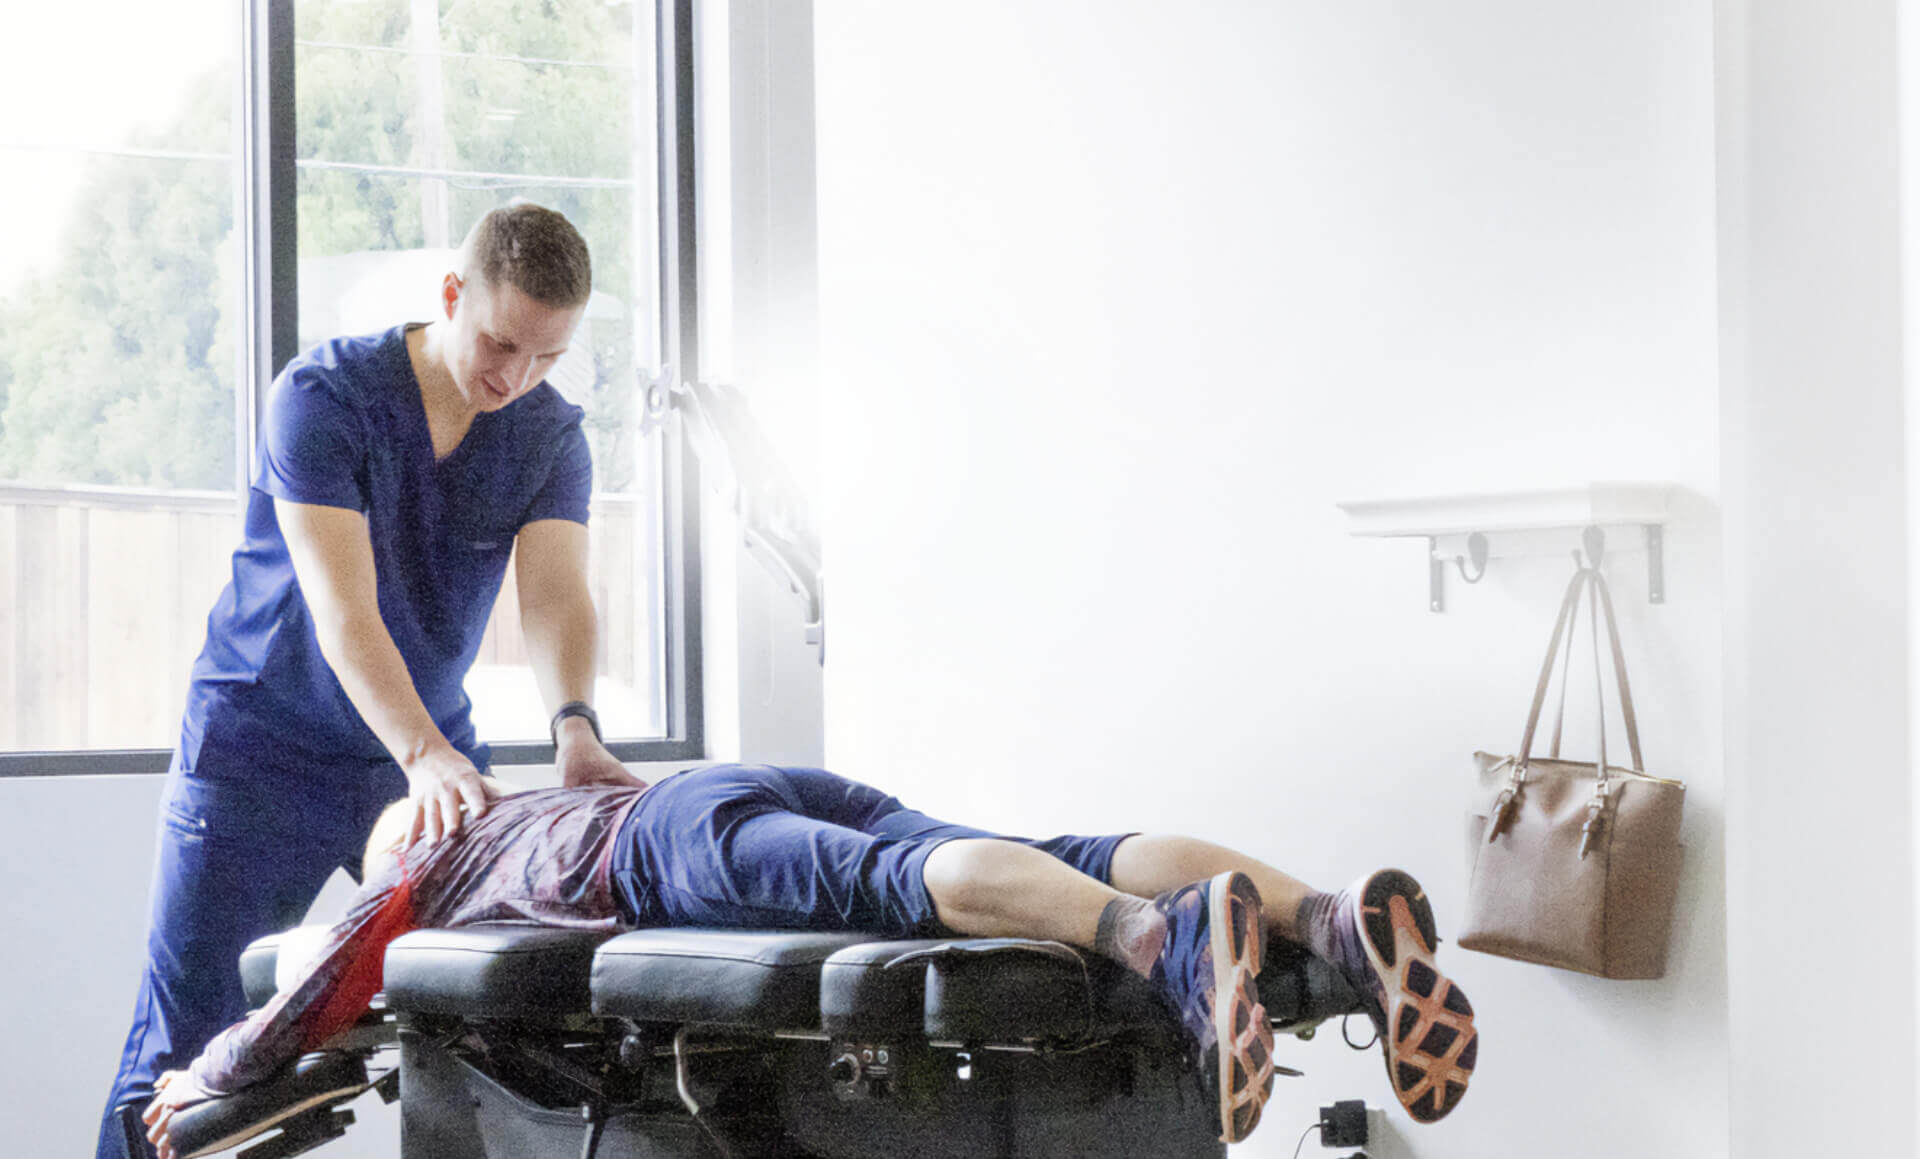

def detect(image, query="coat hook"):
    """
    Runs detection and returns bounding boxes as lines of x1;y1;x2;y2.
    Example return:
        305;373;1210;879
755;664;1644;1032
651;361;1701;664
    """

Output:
1419;519;1660;613
1581;525;1605;568
1456;531;1489;583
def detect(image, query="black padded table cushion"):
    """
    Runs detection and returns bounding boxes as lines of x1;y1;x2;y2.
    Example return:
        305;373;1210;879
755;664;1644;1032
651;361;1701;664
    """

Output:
590;929;870;1027
822;937;1167;1043
916;939;1163;1042
381;925;615;1017
169;1051;369;1159
818;939;940;1037
242;925;1175;1044
238;934;286;1010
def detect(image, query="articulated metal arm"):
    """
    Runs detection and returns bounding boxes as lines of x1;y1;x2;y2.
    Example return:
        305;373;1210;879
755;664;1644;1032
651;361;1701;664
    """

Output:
644;373;823;662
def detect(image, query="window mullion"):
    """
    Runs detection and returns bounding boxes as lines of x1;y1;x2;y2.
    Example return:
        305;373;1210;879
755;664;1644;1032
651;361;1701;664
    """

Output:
656;0;705;753
242;0;299;475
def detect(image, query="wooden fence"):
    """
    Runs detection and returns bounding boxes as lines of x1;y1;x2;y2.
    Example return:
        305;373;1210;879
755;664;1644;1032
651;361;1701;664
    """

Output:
0;483;649;752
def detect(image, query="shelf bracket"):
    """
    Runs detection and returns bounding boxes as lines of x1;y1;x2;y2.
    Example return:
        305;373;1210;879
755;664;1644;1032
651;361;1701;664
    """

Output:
1340;484;1675;613
1427;523;1666;613
1428;537;1445;614
1646;523;1665;604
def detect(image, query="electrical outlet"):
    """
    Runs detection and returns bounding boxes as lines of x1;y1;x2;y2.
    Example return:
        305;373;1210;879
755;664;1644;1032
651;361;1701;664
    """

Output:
1318;1099;1369;1148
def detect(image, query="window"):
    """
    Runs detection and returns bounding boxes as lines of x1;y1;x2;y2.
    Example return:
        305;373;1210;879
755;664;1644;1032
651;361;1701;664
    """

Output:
0;1;245;753
294;0;669;747
0;0;702;772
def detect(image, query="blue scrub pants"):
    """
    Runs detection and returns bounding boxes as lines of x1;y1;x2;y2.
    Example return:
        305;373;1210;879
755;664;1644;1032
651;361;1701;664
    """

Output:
611;764;1134;936
95;735;409;1159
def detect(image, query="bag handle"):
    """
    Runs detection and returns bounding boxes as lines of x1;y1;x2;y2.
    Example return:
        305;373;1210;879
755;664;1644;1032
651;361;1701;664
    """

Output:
1516;568;1594;764
1547;579;1579;760
1586;570;1611;789
1489;568;1589;843
1587;567;1645;773
1517;566;1646;774
1493;565;1649;850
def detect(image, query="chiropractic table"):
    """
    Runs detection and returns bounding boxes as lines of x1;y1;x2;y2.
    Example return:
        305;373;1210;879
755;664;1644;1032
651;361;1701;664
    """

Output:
168;923;1362;1159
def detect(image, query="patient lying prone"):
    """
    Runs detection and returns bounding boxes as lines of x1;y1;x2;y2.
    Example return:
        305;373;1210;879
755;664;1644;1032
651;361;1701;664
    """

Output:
142;763;1479;1156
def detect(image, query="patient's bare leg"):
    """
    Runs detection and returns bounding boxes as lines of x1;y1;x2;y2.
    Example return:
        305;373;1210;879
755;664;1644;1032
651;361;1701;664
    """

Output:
1106;835;1316;941
920;838;1120;951
920;835;1318;952
919;836;1299;975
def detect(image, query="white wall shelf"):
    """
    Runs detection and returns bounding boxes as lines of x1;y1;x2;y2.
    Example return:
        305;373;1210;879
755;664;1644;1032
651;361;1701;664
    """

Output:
1337;483;1676;612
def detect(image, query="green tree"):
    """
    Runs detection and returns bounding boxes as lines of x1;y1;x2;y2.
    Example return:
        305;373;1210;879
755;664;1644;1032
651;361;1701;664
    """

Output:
0;0;647;492
0;69;237;490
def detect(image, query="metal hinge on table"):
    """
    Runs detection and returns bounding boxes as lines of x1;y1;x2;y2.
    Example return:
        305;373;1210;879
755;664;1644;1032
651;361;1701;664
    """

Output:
643;371;824;664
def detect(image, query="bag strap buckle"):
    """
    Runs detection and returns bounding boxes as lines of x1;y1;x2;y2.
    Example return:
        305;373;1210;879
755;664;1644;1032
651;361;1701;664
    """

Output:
1487;761;1530;842
1578;789;1610;860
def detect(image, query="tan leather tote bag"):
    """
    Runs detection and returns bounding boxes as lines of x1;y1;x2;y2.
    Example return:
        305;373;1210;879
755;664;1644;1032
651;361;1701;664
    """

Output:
1461;566;1686;979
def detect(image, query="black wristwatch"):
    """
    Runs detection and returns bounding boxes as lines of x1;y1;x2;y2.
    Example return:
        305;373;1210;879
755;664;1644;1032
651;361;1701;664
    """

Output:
550;701;602;747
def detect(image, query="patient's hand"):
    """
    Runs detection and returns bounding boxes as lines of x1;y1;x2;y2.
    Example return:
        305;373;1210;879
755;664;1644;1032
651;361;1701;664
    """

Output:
555;718;649;791
143;1070;213;1159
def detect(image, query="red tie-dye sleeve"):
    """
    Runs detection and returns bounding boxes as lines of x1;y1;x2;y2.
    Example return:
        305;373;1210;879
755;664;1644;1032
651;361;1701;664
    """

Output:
187;864;418;1096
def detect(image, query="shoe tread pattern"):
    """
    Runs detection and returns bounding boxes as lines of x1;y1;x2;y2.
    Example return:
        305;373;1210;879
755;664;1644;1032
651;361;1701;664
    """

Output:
1213;872;1276;1143
1359;870;1476;1124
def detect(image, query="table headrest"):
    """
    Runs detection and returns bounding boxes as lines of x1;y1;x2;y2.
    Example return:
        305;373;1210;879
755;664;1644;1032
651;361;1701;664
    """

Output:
382;924;616;1018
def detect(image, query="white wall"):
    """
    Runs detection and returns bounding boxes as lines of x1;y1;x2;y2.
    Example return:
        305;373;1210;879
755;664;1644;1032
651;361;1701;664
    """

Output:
1721;2;1918;1157
1908;2;1920;1147
2;774;175;1157
814;3;1724;1156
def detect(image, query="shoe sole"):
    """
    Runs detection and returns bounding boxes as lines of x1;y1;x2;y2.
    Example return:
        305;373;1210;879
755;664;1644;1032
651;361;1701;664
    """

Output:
1356;869;1477;1123
1207;870;1276;1143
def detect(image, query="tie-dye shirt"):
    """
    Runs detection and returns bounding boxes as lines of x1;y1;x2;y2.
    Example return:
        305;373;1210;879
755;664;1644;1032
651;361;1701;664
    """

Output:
189;784;646;1094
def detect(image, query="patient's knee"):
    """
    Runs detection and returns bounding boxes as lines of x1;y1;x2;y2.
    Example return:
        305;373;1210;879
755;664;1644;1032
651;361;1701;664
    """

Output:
922;838;1023;918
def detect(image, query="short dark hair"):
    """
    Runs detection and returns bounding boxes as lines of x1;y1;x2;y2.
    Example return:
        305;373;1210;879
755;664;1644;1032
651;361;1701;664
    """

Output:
460;203;592;308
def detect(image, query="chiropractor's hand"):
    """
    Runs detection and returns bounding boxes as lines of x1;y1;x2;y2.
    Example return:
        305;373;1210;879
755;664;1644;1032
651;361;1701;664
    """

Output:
402;745;503;844
143;1070;214;1159
554;716;649;791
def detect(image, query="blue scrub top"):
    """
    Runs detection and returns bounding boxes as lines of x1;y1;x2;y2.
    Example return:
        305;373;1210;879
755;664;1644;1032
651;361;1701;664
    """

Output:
180;323;593;772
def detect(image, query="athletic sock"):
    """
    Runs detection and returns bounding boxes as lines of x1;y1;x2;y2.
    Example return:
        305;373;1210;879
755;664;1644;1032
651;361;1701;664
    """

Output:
1095;895;1167;978
1294;888;1371;990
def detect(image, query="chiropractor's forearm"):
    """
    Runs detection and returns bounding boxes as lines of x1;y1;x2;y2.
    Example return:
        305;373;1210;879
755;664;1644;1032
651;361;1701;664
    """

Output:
518;557;641;788
520;586;599;717
314;608;459;769
274;497;462;774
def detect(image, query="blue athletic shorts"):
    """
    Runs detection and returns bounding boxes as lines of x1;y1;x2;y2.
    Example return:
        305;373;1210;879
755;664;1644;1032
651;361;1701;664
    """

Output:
609;764;1134;937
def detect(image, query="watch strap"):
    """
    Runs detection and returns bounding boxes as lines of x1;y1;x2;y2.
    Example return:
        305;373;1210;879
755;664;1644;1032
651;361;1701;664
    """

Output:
550;700;602;746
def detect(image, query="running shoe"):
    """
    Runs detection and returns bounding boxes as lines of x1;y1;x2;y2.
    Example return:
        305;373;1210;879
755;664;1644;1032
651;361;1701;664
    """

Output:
1149;870;1276;1143
1333;869;1478;1123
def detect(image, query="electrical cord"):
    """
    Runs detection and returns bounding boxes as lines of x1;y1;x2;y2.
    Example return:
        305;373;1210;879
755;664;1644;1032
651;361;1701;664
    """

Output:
1292;1121;1325;1159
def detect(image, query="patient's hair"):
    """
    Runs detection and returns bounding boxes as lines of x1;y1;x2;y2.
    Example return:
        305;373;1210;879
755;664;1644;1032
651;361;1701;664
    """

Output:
458;202;592;308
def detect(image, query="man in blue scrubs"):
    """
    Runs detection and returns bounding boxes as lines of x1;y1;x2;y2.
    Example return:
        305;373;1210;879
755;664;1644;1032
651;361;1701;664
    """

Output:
96;203;644;1158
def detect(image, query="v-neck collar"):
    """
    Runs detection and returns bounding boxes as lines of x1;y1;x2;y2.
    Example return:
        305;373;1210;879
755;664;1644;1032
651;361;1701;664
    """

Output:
399;322;485;469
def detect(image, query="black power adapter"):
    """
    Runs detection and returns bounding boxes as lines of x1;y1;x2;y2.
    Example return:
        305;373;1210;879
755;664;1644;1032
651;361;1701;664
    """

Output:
1318;1099;1369;1148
